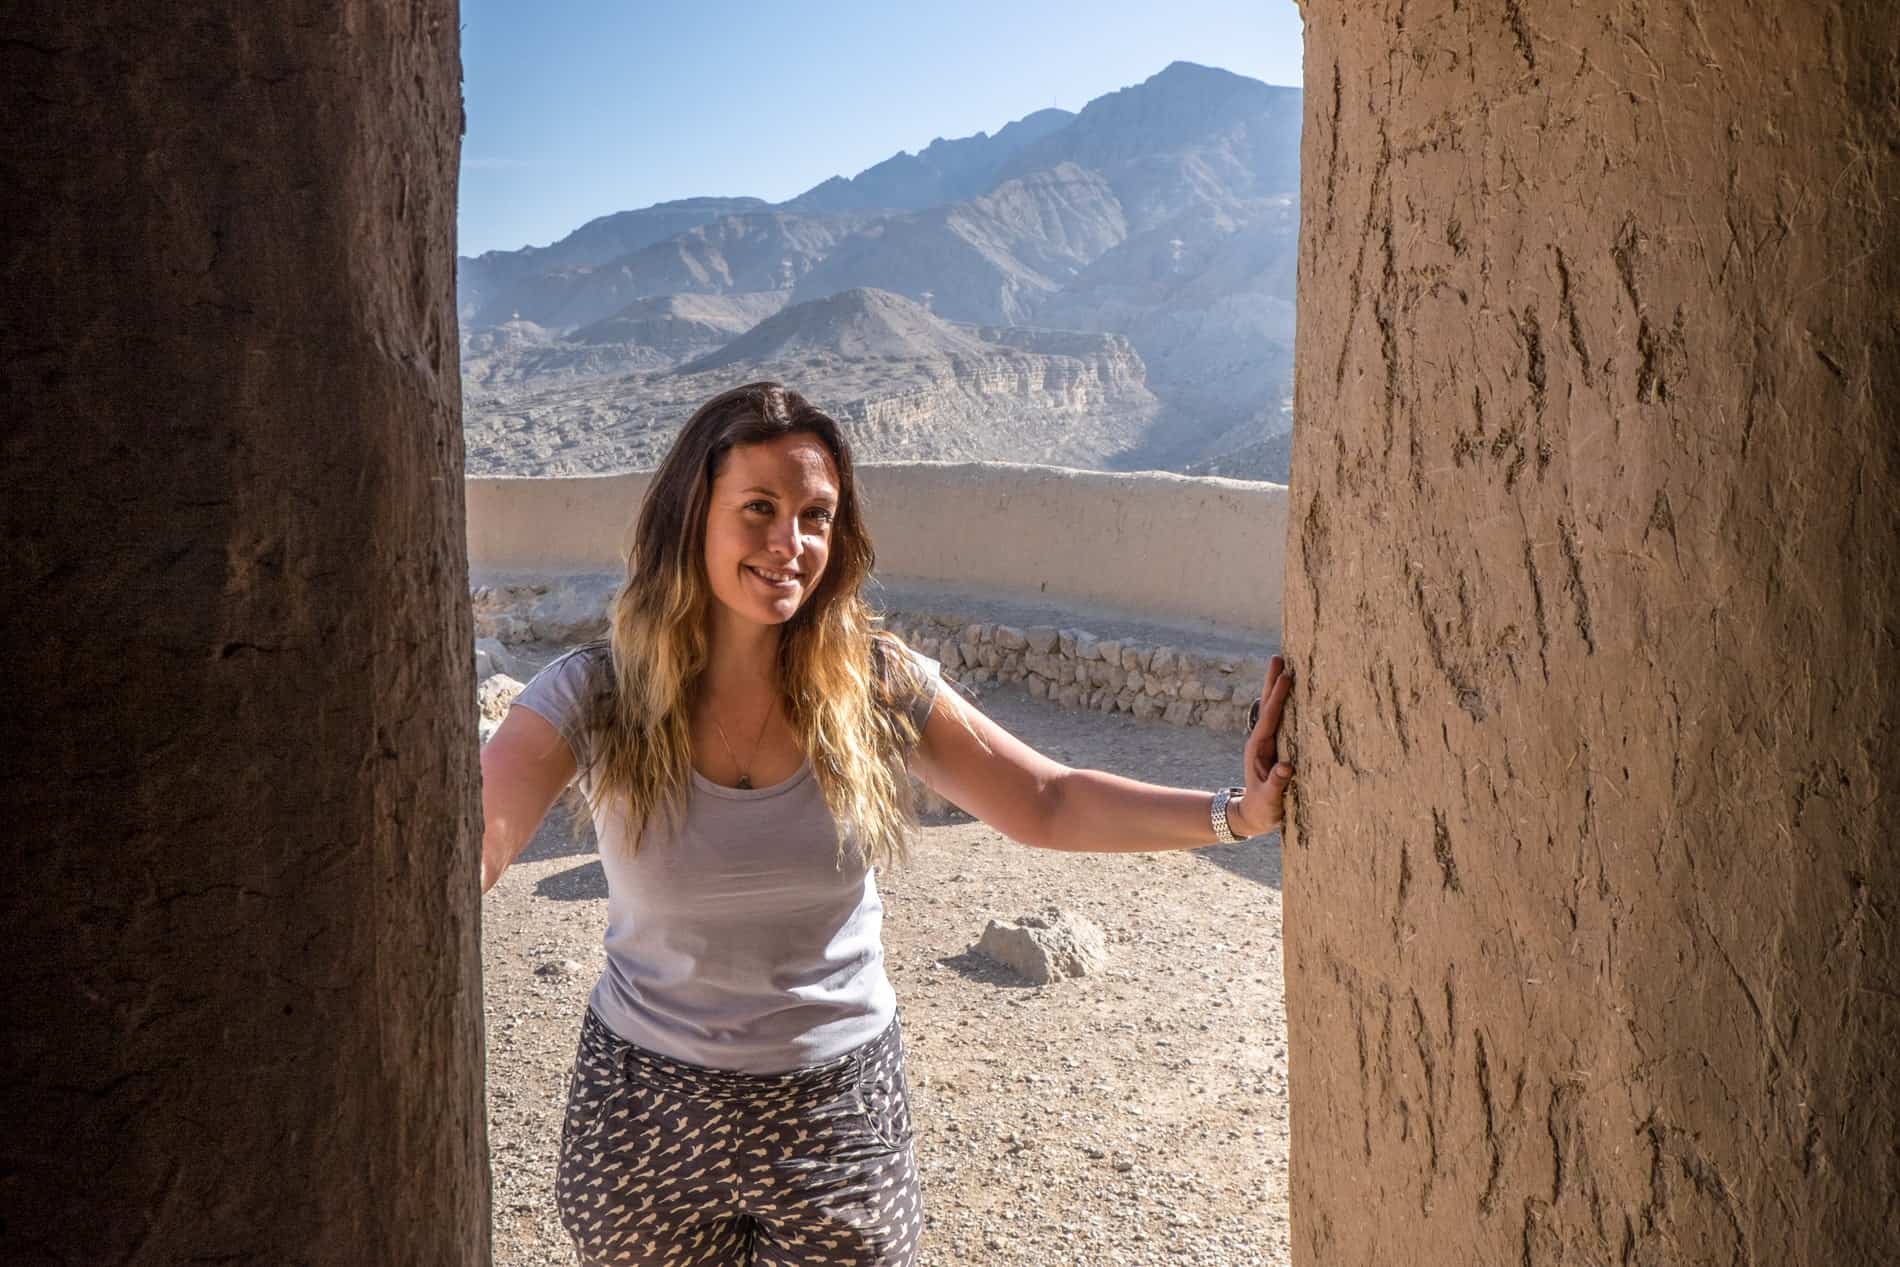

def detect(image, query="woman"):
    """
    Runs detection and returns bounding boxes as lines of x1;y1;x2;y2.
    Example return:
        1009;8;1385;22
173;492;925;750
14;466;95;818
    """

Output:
480;381;1294;1267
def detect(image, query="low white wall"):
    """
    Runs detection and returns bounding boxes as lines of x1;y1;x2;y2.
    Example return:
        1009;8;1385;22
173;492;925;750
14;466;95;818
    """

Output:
465;462;1287;639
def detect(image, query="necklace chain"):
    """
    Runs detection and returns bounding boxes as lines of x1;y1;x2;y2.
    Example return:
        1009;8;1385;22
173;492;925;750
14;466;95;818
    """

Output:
711;697;775;790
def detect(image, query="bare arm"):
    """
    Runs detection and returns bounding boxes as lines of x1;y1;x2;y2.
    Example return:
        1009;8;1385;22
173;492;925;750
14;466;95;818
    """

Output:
479;705;577;893
909;658;1292;853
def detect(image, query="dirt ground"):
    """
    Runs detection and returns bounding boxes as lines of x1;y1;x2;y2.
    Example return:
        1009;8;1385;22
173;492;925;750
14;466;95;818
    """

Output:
481;670;1291;1267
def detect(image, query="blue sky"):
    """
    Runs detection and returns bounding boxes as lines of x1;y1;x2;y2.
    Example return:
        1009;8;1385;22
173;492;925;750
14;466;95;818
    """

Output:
459;0;1306;257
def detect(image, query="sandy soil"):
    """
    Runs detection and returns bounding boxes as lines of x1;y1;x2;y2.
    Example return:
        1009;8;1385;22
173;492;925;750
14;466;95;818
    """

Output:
481;672;1291;1267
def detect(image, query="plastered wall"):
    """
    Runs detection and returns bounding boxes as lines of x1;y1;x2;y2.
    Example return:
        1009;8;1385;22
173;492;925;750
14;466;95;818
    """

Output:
467;462;1289;639
1285;2;1898;1264
3;3;489;1262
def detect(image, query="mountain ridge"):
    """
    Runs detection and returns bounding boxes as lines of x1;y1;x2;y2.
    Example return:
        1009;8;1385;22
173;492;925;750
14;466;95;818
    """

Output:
460;60;1302;479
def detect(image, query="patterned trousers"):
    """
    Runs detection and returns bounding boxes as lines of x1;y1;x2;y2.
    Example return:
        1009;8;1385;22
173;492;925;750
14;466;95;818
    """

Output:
556;1008;923;1266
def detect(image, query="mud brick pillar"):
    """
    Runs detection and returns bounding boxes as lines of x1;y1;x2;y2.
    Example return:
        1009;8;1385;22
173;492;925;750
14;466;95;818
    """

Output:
1;3;489;1261
1284;2;1897;1263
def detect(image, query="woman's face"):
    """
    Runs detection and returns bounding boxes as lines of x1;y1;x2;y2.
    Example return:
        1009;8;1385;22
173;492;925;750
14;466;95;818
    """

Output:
703;432;841;629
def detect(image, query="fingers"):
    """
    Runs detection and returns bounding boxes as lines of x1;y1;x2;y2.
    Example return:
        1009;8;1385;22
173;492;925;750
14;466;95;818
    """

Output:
1249;658;1291;772
1261;761;1293;819
1261;657;1291;730
1239;759;1294;836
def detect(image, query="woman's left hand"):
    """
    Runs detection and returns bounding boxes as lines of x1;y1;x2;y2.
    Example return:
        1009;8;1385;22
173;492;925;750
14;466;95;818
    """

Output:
1234;655;1294;837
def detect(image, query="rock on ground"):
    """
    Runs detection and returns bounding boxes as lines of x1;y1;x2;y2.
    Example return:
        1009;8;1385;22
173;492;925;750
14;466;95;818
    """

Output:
976;908;1108;984
479;674;525;722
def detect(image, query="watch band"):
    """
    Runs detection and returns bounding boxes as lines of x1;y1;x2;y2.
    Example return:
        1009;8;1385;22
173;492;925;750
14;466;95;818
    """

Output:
1211;786;1248;844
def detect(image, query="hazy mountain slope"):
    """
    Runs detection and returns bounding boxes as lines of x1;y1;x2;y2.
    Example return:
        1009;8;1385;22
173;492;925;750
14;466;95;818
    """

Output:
783;108;1075;212
456;197;767;322
679;289;993;373
1036;198;1298;447
789;164;1128;325
570;292;790;358
465;211;878;331
997;62;1302;227
1183;429;1294;484
462;293;792;389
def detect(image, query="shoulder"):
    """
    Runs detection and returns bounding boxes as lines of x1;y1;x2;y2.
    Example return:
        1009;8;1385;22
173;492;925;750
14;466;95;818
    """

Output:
870;631;941;739
515;642;613;730
528;641;612;690
870;630;938;687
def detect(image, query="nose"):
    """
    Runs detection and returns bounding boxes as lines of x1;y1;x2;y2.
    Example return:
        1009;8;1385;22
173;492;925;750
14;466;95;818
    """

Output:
765;510;802;562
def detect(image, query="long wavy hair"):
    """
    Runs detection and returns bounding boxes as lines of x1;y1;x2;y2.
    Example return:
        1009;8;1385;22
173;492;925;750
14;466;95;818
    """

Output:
575;381;942;869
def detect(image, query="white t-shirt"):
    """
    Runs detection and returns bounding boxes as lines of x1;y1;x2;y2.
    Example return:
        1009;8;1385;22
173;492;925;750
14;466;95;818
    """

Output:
513;641;941;1073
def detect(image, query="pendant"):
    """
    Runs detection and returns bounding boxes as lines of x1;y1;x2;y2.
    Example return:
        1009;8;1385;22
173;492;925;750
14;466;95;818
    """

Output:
736;774;752;790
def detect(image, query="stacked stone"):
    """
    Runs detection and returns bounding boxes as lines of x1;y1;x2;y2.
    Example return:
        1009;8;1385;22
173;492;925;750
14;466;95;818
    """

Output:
880;611;1270;735
466;585;1272;737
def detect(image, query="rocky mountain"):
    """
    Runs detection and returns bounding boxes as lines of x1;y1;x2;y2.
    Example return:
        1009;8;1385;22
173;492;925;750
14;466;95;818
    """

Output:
464;289;1159;476
1184;429;1293;484
679;287;995;372
459;61;1301;479
461;293;791;389
1035;197;1298;462
457;196;767;323
789;163;1129;325
783;108;1075;212
996;62;1302;225
461;210;881;331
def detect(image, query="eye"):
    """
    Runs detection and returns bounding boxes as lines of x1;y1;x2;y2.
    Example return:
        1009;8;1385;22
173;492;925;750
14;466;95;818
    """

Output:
745;500;775;514
805;507;835;524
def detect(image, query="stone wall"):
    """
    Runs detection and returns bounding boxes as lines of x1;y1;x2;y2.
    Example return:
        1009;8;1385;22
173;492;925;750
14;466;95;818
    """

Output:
2;3;488;1263
467;461;1288;639
881;612;1270;734
469;577;1275;737
1285;2;1898;1265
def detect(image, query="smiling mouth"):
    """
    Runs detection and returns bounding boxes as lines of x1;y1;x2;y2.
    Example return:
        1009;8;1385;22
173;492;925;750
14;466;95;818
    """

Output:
747;565;801;588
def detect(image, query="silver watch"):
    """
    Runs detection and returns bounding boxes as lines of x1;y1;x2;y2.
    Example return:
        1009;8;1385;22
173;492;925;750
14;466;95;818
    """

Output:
1211;786;1248;843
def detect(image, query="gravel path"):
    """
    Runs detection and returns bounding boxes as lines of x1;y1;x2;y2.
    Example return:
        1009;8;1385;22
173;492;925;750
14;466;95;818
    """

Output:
482;675;1291;1266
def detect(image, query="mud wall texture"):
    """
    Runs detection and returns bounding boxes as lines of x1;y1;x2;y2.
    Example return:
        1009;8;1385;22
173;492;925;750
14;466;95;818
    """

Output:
468;463;1289;639
1285;2;1897;1264
1;4;487;1263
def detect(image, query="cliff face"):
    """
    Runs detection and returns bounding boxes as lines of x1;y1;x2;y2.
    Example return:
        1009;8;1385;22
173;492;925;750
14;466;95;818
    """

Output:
463;291;1157;476
831;333;1155;467
1285;3;1899;1266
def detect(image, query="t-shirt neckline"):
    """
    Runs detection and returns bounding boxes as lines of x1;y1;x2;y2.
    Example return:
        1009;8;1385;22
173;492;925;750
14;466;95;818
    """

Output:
689;757;814;801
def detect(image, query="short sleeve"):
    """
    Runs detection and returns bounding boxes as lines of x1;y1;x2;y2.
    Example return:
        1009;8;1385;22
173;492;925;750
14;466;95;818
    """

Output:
512;646;607;777
876;639;941;752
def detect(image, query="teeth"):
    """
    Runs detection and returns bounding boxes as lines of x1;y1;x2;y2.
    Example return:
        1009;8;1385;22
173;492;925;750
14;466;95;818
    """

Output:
750;566;797;583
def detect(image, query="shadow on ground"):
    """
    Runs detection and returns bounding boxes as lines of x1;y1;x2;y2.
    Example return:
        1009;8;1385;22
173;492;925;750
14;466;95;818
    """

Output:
534;859;607;901
934;948;1041;989
1192;833;1283;888
517;794;596;865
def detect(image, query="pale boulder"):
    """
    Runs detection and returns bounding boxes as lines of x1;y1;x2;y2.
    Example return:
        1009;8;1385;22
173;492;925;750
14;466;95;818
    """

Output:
975;909;1107;984
478;673;525;723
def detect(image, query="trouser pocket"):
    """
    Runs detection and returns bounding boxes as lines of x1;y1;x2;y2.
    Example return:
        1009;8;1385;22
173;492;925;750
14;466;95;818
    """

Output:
852;1031;914;1153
